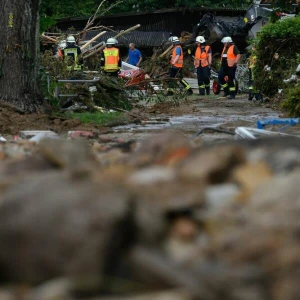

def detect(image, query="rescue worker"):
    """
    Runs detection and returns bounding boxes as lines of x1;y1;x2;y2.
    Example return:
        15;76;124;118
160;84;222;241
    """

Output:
62;35;82;71
247;46;262;101
55;40;66;59
168;36;193;95
218;36;240;99
100;38;121;77
194;36;212;95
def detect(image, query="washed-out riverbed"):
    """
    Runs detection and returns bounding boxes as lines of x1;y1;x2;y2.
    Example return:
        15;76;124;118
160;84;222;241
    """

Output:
111;93;283;143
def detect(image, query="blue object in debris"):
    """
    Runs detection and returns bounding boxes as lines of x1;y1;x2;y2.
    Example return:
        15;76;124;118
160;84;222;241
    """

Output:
257;118;300;130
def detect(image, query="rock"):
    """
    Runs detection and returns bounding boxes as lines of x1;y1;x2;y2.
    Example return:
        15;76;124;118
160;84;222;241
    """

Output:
97;289;192;300
27;278;71;300
68;131;95;139
128;166;175;185
0;172;132;284
204;183;240;207
129;131;191;167
37;139;92;172
231;162;273;202
0;290;14;300
178;144;246;183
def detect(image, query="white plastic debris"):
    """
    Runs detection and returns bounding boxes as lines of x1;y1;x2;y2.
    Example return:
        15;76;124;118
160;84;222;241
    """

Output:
29;132;59;143
235;127;298;140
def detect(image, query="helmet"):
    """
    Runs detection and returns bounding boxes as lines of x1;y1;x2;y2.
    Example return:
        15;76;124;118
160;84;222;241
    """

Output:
58;40;66;49
106;38;118;45
221;36;233;43
66;35;76;43
168;36;180;44
196;36;206;43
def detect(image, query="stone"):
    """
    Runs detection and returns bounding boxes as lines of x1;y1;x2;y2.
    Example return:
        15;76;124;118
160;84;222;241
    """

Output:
204;183;240;207
0;172;131;283
68;131;95;139
178;145;246;183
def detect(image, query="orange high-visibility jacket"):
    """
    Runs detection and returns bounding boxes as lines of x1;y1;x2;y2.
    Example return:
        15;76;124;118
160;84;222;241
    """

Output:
221;45;237;67
103;47;120;71
194;45;211;67
170;45;183;68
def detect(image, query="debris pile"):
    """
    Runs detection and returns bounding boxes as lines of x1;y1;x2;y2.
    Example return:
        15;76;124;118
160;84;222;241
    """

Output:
0;131;299;299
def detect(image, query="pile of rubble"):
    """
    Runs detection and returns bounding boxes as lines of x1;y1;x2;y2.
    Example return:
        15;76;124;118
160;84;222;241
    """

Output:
0;131;299;299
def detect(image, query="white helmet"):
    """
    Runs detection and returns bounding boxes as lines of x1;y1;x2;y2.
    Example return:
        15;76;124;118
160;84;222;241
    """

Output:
221;36;233;43
66;35;76;43
168;36;180;44
196;36;206;43
106;38;118;45
58;40;66;49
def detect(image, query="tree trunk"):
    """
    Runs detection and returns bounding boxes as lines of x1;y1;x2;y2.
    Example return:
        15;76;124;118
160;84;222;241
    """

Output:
0;0;43;112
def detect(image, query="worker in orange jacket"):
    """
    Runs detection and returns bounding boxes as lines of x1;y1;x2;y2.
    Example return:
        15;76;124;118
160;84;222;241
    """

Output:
194;36;212;95
100;38;121;77
218;36;240;99
168;36;193;95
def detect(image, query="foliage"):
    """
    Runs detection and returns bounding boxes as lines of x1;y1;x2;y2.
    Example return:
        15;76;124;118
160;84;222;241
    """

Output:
280;85;300;117
63;111;129;124
40;16;56;33
111;0;253;13
253;16;300;97
40;0;97;18
41;0;254;18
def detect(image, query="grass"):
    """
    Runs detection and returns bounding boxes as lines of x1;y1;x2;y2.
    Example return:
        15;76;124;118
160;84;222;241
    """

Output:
63;111;130;125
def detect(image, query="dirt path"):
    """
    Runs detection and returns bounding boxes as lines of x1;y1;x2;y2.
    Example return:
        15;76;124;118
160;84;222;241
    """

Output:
107;93;283;143
1;92;295;142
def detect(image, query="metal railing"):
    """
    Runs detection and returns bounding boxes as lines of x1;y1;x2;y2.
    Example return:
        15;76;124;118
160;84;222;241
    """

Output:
54;78;100;100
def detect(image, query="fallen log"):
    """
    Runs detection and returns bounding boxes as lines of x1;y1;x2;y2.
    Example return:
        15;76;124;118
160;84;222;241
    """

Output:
80;31;107;51
40;34;58;44
159;45;173;58
83;24;141;59
114;24;141;39
82;41;105;55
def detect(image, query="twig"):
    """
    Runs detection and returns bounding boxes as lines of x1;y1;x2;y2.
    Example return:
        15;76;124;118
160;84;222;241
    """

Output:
84;0;107;32
99;0;124;17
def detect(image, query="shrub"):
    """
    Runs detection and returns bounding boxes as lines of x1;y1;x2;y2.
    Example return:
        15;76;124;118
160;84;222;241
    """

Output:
254;16;300;97
280;85;300;117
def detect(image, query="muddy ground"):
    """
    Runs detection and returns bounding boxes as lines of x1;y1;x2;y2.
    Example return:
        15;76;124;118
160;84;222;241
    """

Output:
1;92;299;141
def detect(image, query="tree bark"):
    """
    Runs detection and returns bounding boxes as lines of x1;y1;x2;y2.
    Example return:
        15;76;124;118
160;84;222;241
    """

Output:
0;0;43;112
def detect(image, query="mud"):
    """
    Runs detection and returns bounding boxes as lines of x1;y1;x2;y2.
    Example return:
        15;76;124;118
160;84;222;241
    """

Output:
0;107;102;138
0;93;297;142
112;94;284;143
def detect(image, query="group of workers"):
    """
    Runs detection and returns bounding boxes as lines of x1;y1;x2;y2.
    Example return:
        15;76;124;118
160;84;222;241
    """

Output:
57;34;260;100
167;34;242;99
